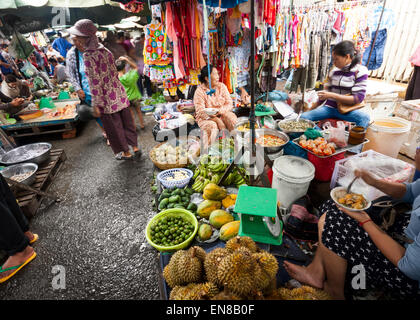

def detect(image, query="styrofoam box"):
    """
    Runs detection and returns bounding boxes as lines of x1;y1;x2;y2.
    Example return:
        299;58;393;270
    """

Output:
330;150;415;201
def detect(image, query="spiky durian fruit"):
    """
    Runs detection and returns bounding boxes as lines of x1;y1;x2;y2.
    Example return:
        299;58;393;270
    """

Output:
276;286;332;300
189;246;207;263
225;236;258;253
217;247;257;298
253;251;279;291
163;248;203;288
211;289;243;300
169;282;219;300
204;248;231;287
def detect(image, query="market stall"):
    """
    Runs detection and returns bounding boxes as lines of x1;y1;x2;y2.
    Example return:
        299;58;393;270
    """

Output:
139;0;420;301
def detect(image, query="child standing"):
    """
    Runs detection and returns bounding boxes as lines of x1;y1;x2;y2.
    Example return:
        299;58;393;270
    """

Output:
116;56;145;129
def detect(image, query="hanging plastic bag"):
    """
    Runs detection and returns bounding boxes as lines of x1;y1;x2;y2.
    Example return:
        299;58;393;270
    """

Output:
20;60;38;78
9;31;34;60
322;121;347;148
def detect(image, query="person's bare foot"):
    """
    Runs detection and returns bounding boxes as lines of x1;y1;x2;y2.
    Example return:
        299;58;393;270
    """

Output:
283;261;324;289
24;231;36;243
0;246;35;280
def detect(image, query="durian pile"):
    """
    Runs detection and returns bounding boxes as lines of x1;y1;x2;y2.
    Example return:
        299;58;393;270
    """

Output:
163;236;331;300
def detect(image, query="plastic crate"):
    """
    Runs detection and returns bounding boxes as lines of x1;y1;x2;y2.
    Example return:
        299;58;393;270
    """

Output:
330;150;415;201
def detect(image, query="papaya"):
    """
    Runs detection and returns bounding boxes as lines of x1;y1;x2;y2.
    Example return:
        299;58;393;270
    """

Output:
203;183;227;201
197;200;222;218
209;210;234;229
222;194;237;208
219;220;240;241
198;223;213;241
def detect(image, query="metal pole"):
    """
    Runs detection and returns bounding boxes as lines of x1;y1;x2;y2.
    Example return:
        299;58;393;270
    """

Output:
249;0;256;186
366;0;387;67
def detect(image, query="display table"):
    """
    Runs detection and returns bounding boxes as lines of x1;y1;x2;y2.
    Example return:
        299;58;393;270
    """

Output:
1;99;80;139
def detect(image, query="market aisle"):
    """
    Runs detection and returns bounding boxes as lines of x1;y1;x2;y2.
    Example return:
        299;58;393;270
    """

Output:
0;116;161;299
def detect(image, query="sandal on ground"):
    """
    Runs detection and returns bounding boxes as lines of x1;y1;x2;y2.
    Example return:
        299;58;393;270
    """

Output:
29;234;39;245
0;252;37;284
115;152;133;160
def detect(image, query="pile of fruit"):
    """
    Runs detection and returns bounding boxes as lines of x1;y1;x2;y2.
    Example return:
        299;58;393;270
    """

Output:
196;183;240;241
150;216;195;247
163;237;331;300
158;187;197;214
191;155;248;193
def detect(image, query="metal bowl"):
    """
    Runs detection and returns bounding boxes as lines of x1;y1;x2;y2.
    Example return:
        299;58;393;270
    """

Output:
34;89;51;98
277;118;316;134
0;143;52;165
246;128;290;153
0;163;38;186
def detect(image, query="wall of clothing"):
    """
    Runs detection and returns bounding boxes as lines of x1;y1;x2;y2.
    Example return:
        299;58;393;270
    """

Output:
142;0;395;97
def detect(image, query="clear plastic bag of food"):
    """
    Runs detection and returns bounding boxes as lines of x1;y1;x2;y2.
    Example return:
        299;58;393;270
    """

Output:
322;121;347;148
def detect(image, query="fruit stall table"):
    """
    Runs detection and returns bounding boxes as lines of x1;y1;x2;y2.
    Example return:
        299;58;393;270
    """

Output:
0;99;80;140
157;236;311;300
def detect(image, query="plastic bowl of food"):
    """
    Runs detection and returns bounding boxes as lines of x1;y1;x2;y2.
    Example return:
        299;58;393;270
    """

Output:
0;163;38;186
204;108;219;116
330;187;372;212
145;208;199;252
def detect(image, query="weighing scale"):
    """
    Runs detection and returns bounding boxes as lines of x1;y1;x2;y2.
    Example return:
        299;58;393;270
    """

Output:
234;185;283;246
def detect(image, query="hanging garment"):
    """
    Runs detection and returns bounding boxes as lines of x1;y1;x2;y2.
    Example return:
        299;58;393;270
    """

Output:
362;29;387;71
144;23;170;66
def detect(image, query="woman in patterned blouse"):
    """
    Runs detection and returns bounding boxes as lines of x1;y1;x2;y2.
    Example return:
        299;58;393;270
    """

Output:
67;19;140;160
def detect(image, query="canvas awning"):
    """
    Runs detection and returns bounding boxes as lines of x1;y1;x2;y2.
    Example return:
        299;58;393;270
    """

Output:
0;1;146;36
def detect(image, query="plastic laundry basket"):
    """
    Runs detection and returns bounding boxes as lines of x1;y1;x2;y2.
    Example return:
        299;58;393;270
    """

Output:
271;156;315;210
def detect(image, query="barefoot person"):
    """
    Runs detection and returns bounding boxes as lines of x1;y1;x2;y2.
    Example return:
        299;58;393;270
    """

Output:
0;175;38;283
284;153;420;299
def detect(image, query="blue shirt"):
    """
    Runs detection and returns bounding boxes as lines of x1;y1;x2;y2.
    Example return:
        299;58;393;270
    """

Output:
78;51;92;105
0;53;13;75
398;179;420;284
52;38;72;58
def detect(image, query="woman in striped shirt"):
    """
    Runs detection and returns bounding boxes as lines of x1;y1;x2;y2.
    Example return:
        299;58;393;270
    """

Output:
301;41;370;128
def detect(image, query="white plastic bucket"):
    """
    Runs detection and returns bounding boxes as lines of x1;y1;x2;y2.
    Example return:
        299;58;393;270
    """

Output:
272;156;315;211
363;117;411;158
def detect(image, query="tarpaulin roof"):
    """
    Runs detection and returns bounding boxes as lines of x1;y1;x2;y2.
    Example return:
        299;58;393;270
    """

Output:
0;1;147;36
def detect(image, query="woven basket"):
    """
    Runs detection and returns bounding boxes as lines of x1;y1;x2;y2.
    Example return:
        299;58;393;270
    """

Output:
149;140;200;170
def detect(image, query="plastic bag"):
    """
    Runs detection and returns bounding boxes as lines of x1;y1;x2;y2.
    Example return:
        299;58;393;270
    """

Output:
323;121;347;148
336;151;415;201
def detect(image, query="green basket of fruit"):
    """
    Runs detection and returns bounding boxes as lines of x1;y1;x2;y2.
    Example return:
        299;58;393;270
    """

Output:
145;208;198;252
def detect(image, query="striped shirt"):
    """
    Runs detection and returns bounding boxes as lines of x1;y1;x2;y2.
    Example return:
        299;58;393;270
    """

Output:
323;64;368;109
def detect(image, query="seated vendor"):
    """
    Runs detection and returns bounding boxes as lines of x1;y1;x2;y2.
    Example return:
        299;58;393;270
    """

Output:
0;91;28;116
1;74;32;102
300;41;370;129
48;57;68;84
193;65;238;147
284;150;420;299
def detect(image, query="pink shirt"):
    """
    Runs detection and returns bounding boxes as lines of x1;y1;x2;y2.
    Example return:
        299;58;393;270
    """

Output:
83;47;129;115
409;44;420;67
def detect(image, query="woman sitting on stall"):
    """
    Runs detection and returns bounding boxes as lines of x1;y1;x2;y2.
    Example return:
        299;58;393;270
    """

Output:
300;41;370;128
284;155;420;299
0;74;32;102
193;65;238;147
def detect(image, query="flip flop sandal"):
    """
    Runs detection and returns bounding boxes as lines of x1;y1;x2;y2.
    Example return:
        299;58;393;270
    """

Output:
0;252;37;284
115;153;133;160
29;234;39;245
